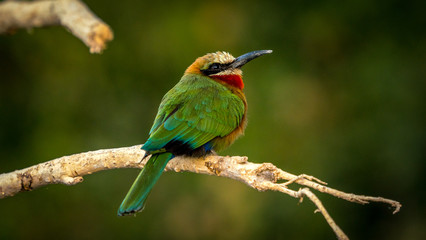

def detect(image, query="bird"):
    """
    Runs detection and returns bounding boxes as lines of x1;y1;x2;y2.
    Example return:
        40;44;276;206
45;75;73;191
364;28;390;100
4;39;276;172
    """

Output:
118;50;272;216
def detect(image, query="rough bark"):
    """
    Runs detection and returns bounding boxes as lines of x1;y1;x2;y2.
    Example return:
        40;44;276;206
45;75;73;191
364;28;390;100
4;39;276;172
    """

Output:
0;145;401;240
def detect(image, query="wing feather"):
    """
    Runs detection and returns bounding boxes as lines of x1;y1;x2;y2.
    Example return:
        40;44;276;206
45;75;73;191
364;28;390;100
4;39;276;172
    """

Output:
142;75;245;153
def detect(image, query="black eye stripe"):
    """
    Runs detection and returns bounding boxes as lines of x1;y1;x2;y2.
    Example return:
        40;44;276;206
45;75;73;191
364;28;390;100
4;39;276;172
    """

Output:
201;62;230;75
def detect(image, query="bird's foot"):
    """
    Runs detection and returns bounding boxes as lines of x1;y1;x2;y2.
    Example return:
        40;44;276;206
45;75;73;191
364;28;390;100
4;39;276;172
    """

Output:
200;150;217;160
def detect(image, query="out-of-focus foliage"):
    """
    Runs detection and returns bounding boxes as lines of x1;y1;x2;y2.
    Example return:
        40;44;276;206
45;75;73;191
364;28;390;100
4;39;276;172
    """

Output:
0;0;425;239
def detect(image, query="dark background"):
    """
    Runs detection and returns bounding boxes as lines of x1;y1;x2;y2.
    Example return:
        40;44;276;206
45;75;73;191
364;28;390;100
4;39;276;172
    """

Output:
1;0;425;239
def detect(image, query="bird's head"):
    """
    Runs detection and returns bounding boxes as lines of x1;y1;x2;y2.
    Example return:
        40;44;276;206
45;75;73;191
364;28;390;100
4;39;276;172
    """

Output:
185;50;272;90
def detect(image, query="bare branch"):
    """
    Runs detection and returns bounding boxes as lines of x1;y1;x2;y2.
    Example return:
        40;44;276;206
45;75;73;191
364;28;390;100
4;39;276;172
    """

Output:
299;188;349;240
0;145;401;240
0;0;113;53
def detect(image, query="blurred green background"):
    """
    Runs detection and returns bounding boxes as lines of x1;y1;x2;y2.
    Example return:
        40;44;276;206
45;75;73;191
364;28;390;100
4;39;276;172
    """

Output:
1;0;425;239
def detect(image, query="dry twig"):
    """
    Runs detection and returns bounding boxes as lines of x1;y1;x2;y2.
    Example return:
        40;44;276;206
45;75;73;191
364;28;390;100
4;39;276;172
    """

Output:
0;0;113;53
0;145;401;240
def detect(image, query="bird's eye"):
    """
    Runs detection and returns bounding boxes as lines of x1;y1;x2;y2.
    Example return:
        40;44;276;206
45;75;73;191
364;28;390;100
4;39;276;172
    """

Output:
201;62;226;75
210;63;220;70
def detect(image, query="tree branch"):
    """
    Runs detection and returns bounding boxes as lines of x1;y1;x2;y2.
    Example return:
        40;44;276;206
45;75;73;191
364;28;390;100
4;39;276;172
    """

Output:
0;0;113;53
0;145;401;240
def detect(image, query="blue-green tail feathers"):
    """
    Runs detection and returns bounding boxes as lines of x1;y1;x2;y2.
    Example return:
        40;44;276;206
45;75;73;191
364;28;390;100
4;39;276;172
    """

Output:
117;152;174;216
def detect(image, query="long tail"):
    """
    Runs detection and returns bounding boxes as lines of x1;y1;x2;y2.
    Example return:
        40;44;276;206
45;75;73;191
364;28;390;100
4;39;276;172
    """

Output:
118;152;173;216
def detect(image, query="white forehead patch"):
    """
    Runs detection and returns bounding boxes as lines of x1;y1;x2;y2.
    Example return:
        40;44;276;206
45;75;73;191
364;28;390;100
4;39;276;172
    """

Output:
209;51;235;64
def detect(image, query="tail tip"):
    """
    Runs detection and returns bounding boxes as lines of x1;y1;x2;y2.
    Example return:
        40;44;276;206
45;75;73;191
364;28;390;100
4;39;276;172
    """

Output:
117;206;144;217
117;209;135;217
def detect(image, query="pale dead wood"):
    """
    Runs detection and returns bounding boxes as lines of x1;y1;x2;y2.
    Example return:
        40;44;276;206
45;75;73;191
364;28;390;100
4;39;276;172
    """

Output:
0;145;401;240
0;0;113;53
299;188;349;240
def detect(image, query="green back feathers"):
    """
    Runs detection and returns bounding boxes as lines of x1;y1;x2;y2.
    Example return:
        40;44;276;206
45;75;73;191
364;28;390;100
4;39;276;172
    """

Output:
143;74;245;153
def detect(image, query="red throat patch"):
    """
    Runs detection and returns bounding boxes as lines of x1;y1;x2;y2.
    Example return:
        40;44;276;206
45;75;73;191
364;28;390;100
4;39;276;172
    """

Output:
212;74;244;90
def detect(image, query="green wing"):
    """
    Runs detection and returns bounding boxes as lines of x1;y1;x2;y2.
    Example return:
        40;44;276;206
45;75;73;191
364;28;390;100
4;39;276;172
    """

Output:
142;74;245;152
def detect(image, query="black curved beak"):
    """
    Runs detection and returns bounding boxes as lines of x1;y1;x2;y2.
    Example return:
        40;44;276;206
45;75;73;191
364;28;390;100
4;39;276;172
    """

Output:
230;50;273;69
